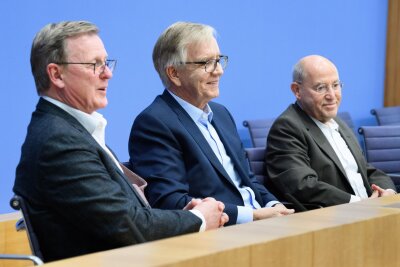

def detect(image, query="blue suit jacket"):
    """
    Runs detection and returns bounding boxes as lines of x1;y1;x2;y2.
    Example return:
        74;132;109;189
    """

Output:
129;90;277;225
13;98;201;262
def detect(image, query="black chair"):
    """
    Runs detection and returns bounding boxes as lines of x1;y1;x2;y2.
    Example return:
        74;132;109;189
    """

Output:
245;147;321;212
358;126;400;192
8;195;44;265
370;106;400;125
242;118;275;148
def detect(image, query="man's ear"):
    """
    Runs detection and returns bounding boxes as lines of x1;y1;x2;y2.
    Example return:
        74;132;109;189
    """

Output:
166;66;182;87
47;63;65;88
290;82;301;100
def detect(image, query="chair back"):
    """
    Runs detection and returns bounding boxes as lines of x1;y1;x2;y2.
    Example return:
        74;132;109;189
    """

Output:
245;147;313;211
243;113;354;148
245;147;267;184
370;106;400;125
243;118;275;147
10;195;44;261
337;111;356;133
359;126;400;191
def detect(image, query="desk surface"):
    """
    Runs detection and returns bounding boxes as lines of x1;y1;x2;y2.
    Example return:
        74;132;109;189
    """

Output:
0;211;32;267
0;212;22;222
42;195;400;267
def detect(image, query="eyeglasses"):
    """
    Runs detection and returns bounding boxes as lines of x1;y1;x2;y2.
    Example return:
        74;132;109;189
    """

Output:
297;81;343;94
182;55;228;73
54;59;117;75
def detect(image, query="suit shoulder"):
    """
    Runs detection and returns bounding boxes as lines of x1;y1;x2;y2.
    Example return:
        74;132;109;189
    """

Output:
23;110;93;156
134;96;175;123
272;104;301;126
209;101;228;112
334;116;353;132
209;101;237;124
29;111;76;136
209;101;233;118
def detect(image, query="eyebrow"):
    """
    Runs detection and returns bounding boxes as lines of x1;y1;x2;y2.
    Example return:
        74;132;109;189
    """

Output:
194;55;222;61
314;79;340;85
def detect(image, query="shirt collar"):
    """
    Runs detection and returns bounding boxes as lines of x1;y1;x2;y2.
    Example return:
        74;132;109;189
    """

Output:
296;101;339;131
42;96;107;145
167;90;213;125
311;117;339;132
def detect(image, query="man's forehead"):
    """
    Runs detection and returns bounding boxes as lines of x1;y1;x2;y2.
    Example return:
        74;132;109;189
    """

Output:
304;64;338;83
186;38;220;58
65;34;105;58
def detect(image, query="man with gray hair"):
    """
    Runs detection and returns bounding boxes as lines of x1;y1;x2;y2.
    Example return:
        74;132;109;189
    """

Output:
265;54;396;207
13;20;228;262
129;22;294;226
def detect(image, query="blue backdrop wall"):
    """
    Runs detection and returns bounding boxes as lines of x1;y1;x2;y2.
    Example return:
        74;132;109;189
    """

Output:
1;0;388;213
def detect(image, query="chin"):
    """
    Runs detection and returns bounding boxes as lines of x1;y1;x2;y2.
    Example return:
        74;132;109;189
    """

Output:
323;107;337;116
322;114;336;122
97;100;108;110
212;89;220;98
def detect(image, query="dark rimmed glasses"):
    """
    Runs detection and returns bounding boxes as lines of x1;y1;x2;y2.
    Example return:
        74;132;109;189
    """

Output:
182;55;228;73
54;59;117;75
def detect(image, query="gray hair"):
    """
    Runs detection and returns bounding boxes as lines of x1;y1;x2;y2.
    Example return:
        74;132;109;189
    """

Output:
292;60;307;83
152;21;217;88
30;21;99;95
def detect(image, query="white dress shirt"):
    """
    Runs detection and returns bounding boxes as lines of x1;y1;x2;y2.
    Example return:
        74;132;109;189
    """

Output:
312;118;368;202
42;96;122;171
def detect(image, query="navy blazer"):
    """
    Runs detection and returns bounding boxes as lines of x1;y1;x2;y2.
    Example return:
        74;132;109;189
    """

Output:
266;103;396;207
13;98;201;262
129;90;277;225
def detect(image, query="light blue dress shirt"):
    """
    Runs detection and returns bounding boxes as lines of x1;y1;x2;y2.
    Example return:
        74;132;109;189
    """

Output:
168;91;279;223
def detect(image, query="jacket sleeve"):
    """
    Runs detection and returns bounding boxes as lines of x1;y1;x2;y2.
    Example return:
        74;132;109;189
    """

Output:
129;111;240;224
366;164;396;191
265;116;352;206
222;105;278;205
38;131;201;246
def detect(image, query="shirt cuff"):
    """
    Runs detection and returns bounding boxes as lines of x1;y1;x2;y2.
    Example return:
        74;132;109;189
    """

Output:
265;200;281;208
189;209;206;232
236;206;254;224
350;195;362;203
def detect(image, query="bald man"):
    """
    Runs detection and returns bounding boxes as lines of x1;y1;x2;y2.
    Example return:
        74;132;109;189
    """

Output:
265;55;396;207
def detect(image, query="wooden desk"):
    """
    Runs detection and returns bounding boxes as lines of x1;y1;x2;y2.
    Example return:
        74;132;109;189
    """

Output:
0;212;32;267
42;195;400;267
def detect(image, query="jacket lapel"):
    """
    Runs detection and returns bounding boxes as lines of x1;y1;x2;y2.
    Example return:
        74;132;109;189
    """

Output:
108;147;151;208
293;104;349;181
211;115;252;186
337;123;373;195
160;91;236;187
211;115;264;203
38;98;149;207
37;98;88;134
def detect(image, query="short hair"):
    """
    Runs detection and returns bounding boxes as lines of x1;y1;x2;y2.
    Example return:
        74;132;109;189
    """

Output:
292;60;307;83
292;55;338;83
152;22;217;88
30;21;99;95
